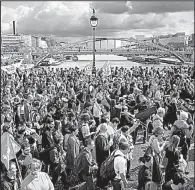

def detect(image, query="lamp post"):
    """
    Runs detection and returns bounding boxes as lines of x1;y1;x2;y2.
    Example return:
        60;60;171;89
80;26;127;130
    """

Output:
90;9;98;75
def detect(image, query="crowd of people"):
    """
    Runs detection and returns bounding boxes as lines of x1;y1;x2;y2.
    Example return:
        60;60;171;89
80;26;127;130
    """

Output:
1;64;194;190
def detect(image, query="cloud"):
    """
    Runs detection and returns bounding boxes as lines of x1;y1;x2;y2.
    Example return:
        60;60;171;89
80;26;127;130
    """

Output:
90;1;130;14
90;1;194;15
1;1;194;38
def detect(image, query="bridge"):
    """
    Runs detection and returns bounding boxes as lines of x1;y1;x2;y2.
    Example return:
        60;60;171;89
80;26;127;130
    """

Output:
33;37;193;65
50;48;192;56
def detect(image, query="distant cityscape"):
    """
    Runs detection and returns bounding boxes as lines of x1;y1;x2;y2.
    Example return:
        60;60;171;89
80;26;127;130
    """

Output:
1;21;194;63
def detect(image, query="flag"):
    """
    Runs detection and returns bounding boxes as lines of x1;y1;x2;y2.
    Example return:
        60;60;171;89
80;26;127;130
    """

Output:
84;62;93;75
102;61;111;77
1;132;21;170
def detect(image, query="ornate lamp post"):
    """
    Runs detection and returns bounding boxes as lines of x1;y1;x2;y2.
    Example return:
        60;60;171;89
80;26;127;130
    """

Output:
90;9;98;75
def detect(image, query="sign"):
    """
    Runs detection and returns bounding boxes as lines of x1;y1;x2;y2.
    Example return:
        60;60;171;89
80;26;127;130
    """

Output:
84;62;93;75
102;61;111;77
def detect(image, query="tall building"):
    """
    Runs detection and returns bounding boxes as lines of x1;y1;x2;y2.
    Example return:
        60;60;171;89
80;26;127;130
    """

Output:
21;35;41;47
1;34;22;47
39;39;48;48
1;34;48;49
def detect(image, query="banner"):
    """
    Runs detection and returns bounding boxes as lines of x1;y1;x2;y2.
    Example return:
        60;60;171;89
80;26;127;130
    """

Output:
102;61;111;77
2;59;24;74
1;132;21;170
84;62;93;75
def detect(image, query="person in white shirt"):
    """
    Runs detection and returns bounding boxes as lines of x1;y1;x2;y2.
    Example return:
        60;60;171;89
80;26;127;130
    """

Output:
96;116;115;141
112;141;131;190
152;107;165;130
118;126;134;179
93;98;103;127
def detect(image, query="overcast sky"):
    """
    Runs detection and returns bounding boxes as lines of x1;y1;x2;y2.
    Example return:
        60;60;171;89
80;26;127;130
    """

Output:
1;1;194;42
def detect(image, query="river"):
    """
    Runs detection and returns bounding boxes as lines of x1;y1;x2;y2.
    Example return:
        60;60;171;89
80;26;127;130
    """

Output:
48;54;179;70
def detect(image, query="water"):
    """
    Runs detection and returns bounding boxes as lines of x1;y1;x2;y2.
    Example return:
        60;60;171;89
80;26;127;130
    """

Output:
48;54;178;70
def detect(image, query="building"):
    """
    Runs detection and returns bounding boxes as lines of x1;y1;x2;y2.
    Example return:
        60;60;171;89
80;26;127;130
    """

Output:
158;36;186;45
1;34;22;48
188;34;194;47
21;35;41;48
135;35;145;41
39;39;48;49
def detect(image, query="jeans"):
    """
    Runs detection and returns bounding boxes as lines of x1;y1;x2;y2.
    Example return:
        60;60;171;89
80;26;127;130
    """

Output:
111;179;122;190
79;175;93;190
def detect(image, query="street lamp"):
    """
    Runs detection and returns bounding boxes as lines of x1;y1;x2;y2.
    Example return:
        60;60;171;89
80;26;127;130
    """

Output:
90;9;98;75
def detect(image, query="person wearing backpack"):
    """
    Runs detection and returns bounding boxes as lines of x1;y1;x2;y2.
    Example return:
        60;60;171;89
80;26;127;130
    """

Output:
138;152;153;190
116;126;134;179
169;111;191;161
112;141;132;190
76;138;98;190
96;123;113;188
164;135;180;183
147;126;167;185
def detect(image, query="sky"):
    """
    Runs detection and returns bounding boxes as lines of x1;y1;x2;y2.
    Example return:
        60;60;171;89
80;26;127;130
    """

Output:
1;1;194;42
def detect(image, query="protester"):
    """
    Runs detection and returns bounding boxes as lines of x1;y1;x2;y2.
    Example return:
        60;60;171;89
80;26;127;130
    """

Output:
164;135;180;182
1;161;20;190
138;153;153;190
18;142;33;179
112;141;131;190
77;138;98;190
21;158;54;190
1;64;194;190
66;125;80;175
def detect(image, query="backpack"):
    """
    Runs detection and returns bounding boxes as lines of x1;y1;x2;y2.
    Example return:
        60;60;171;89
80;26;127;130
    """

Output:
100;150;125;182
172;125;188;158
172;125;187;148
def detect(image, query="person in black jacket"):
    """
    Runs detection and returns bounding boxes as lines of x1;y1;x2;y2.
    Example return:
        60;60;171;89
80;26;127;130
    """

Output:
1;160;20;190
95;123;113;188
138;153;153;190
78;138;98;190
42;117;55;150
41;117;55;173
164;93;178;126
119;106;134;128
